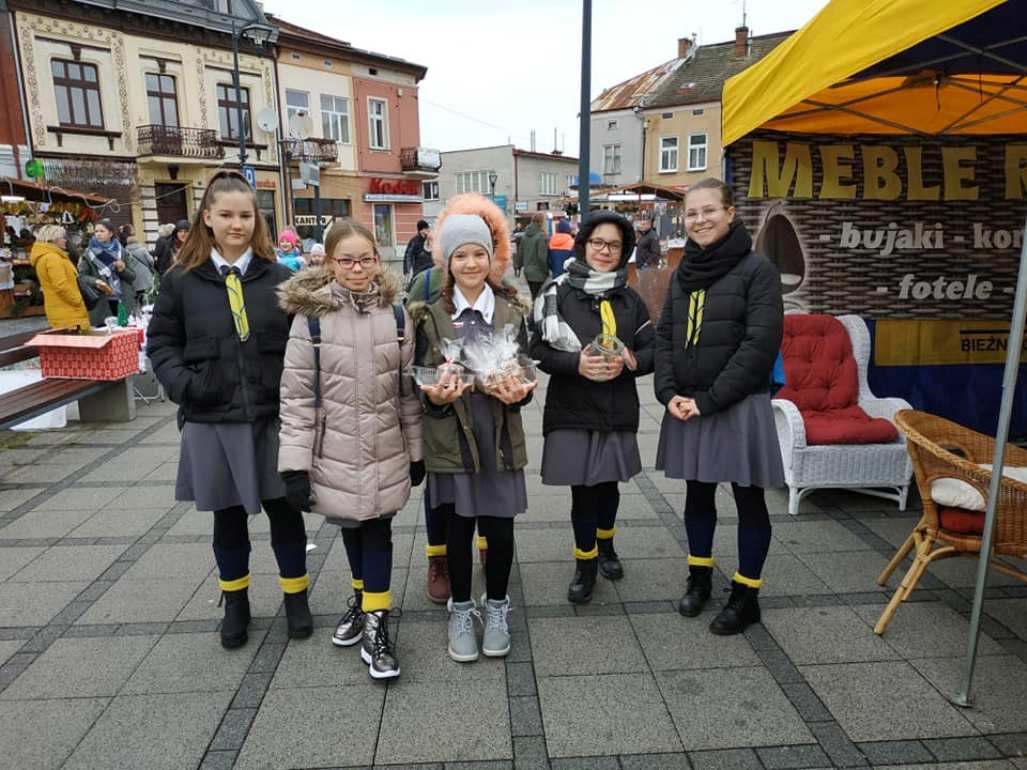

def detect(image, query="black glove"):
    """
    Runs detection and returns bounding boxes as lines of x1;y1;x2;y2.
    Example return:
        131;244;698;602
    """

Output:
409;460;426;487
281;470;313;512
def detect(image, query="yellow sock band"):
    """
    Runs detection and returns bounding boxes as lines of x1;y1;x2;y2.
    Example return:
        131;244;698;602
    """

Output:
688;555;715;567
351;578;365;591
279;574;310;594
362;590;391;613
596;527;616;540
219;573;251;592
574;545;599;560
733;572;763;589
476;535;488;550
426;544;447;558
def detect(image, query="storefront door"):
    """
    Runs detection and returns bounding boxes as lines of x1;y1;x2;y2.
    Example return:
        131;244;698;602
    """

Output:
373;203;394;257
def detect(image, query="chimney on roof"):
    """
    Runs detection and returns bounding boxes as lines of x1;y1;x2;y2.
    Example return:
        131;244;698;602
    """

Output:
735;26;749;58
677;37;691;59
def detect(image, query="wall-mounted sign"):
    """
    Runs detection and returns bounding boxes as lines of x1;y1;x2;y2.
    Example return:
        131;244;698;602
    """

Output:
294;215;336;226
364;177;423;203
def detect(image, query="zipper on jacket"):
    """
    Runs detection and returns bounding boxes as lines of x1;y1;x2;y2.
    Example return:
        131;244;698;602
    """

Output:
236;339;253;421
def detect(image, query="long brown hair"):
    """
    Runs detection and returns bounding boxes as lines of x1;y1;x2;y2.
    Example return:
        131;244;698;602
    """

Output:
176;170;274;271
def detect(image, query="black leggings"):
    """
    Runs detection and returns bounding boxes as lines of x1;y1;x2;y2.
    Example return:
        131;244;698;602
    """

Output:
212;497;307;583
683;481;770;527
570;481;620;556
684;480;772;581
444;505;514;602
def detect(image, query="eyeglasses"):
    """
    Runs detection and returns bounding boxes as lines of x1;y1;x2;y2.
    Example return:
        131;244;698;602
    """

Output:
333;256;377;270
684;206;727;222
587;238;623;254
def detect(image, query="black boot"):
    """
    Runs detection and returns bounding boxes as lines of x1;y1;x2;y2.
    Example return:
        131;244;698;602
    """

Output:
597;538;624;581
677;566;713;617
284;590;314;639
567;558;598;604
220;588;251;649
709;581;761;635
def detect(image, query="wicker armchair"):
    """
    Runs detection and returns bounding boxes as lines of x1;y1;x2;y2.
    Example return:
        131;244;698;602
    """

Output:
773;314;913;515
874;409;1027;634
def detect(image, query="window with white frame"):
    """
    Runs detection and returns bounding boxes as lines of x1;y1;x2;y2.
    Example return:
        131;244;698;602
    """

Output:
368;97;389;150
539;171;558;196
603;144;622;175
566;175;575;190
320;94;350;143
688;133;708;171
659;137;678;173
286;89;309;125
455;170;497;195
422;181;439;201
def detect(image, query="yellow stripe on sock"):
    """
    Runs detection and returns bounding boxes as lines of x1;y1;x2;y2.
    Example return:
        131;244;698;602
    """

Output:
426;544;447;558
733;572;763;589
596;527;616;540
476;535;488;550
351;578;365;591
362;590;391;613
218;573;251;592
574;546;599;560
688;555;715;567
279;574;310;594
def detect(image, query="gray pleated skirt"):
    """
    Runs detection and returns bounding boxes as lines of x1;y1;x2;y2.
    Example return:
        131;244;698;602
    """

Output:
541;429;642;486
176;418;287;514
655;392;785;488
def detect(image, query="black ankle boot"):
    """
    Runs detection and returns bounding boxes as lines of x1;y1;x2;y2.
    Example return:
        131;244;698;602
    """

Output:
677;566;713;617
220;588;251;649
597;538;624;581
709;581;761;635
567;558;599;604
284;590;314;639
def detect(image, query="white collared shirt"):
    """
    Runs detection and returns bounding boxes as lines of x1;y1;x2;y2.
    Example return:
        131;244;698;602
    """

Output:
451;283;495;324
211;247;254;277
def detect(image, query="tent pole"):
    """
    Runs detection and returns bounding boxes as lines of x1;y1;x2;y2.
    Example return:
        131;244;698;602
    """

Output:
952;210;1027;708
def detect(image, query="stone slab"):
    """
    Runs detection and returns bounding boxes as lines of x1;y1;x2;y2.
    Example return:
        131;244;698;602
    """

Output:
0;696;108;769
529;615;647;677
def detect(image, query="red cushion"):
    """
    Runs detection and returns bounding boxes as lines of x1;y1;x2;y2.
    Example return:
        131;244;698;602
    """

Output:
938;506;985;535
777;315;898;445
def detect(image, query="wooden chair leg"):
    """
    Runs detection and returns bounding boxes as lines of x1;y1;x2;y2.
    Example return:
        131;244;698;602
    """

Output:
875;539;934;635
878;531;916;586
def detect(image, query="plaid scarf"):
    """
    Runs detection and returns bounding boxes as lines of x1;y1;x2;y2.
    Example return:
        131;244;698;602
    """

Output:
533;258;628;353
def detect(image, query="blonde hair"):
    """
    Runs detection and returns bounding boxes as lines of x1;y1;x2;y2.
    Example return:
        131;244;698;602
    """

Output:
34;224;66;244
324;217;379;259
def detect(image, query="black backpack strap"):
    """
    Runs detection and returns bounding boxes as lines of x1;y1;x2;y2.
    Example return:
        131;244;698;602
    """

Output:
307;316;322;409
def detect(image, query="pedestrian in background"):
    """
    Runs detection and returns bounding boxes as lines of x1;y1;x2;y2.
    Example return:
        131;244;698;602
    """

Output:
147;170;312;650
308;243;326;267
404;219;433;280
511;221;525;278
118;224;156;307
520;213;549;302
155;219;189;276
276;229;306;273
635;215;663;270
79;218;135;324
531;211;655;603
547;219;575;278
30;224;90;330
654;177;784;636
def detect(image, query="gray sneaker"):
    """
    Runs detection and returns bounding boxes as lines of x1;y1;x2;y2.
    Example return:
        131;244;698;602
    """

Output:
481;594;512;658
447;599;482;663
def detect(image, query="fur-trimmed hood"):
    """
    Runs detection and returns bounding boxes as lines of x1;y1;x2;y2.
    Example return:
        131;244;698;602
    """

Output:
277;265;403;317
430;193;512;284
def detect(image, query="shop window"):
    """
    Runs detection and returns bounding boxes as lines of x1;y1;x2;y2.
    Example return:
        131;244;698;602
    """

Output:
217;84;251;141
292;197;351;242
373;203;394;247
659;136;678;173
688;133;707;171
321;94;350;143
146;73;178;127
368;97;389;150
52;59;103;129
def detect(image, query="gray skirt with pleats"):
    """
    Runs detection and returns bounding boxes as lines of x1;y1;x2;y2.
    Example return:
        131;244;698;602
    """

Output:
541;429;642;487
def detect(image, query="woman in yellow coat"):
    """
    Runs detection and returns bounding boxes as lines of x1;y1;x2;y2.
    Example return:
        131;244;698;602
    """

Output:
30;225;90;330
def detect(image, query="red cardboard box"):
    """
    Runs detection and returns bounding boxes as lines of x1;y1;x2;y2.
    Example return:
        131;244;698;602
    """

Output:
29;330;141;381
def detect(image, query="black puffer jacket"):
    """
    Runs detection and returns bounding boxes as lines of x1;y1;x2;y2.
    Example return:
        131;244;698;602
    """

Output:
531;210;655;435
147;256;293;424
654;238;782;415
635;227;662;268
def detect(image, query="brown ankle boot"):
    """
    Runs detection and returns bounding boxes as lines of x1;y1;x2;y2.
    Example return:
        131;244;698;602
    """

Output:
426;555;450;604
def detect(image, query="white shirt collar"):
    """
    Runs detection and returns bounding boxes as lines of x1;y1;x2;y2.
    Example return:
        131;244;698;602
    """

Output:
451;283;495;324
211;247;254;277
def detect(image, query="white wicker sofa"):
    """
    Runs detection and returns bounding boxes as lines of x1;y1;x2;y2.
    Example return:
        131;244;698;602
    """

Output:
772;314;913;515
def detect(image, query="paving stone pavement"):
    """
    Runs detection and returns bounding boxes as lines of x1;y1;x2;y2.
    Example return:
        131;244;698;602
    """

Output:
1;381;1026;770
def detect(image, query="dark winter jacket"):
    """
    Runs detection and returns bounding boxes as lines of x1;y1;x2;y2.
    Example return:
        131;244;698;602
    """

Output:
635;227;662;268
520;223;549;283
146;256;293;425
654;241;783;416
404;234;433;276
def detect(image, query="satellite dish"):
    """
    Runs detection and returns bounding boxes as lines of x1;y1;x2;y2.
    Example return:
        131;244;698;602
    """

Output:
256;107;278;133
287;112;314;140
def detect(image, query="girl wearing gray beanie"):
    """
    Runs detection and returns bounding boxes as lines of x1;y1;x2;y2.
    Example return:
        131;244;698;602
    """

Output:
409;193;534;664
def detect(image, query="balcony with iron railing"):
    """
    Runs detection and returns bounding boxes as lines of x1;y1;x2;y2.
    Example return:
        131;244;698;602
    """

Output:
280;138;339;163
137;125;224;160
401;146;442;176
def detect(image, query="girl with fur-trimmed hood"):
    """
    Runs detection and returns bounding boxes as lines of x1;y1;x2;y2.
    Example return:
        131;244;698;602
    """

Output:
277;218;423;681
409;193;534;664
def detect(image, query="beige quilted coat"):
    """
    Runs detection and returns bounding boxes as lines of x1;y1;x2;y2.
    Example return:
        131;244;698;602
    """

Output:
277;267;422;523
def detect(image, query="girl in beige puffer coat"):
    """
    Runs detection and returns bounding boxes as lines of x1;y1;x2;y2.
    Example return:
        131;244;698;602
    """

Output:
277;218;423;681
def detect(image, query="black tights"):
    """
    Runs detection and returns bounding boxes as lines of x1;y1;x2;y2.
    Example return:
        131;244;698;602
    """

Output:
684;480;772;581
570;481;620;556
443;505;514;602
212;498;307;583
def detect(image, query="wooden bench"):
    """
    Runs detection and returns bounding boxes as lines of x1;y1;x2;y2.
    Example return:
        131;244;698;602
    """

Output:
0;329;136;430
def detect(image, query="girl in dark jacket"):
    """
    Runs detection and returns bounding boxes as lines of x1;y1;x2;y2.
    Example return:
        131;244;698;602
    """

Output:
654;177;784;636
531;211;655;603
147;170;312;650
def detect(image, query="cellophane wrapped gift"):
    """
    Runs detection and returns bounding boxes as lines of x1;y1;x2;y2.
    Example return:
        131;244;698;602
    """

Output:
461;324;537;390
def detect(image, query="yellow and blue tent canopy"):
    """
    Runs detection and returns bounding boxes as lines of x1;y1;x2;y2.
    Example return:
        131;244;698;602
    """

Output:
722;0;1027;145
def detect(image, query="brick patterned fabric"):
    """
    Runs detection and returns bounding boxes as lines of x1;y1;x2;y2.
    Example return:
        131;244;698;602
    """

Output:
31;330;141;381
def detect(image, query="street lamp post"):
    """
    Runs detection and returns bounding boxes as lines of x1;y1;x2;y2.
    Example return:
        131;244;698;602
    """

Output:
230;20;274;171
489;172;498;201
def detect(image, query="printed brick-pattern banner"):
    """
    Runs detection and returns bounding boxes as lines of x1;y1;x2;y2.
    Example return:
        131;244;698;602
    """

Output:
38;333;140;381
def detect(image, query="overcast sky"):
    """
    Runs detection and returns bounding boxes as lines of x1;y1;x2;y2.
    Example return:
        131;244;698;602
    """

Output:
261;0;830;158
